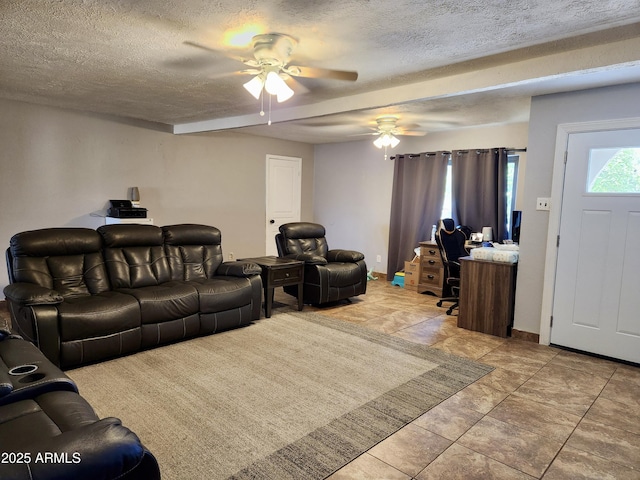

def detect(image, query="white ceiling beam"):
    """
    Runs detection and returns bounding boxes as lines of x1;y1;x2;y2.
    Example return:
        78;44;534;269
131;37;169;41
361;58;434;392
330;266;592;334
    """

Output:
173;36;640;135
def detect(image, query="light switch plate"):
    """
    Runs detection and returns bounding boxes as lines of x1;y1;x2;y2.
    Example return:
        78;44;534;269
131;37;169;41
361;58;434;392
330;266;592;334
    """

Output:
536;197;551;211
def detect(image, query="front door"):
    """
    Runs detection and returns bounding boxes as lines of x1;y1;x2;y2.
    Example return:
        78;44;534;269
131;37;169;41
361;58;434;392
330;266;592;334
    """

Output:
551;128;640;363
265;155;301;256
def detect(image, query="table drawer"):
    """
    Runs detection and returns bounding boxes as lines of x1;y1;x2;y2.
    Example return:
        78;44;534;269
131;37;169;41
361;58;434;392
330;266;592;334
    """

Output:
270;266;303;285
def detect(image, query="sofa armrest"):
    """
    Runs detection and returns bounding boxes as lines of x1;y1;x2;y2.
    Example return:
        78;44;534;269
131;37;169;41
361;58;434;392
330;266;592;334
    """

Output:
3;283;63;306
0;418;160;480
0;337;77;406
5;303;62;367
216;261;262;277
327;249;365;263
0;369;12;399
282;253;328;265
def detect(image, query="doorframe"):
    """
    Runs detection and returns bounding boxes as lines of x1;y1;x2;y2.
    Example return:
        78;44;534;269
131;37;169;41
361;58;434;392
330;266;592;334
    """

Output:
539;116;640;345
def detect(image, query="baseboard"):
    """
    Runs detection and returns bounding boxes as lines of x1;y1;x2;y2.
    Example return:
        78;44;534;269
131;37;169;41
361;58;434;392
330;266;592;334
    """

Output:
511;329;540;343
368;271;386;280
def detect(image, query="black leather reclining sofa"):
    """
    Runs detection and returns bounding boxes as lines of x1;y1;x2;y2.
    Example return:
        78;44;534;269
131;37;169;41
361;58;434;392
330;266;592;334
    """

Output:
3;224;262;368
0;330;160;480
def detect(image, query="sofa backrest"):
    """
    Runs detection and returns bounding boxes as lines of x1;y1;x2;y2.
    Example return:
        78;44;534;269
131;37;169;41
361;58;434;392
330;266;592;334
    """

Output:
162;224;223;281
7;228;111;297
97;224;170;288
278;222;329;258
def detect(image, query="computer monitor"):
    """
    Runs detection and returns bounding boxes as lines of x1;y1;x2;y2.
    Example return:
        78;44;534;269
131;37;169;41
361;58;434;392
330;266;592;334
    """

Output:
511;210;522;243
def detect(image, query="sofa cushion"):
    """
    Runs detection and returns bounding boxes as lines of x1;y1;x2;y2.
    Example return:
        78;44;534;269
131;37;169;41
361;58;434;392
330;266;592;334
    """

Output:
279;223;329;257
99;225;171;288
162;224;224;280
8;228;111;296
58;292;141;342
190;277;254;313
118;282;199;324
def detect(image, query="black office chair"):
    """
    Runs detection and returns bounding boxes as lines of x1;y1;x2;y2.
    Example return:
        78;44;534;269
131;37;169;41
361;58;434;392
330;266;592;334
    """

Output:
435;219;470;315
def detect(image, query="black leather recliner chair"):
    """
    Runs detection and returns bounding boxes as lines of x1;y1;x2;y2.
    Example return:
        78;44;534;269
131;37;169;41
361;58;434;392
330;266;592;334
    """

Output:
0;330;160;480
275;222;367;305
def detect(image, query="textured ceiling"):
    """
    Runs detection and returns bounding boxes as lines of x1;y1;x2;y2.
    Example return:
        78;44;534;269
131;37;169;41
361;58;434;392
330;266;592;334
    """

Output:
2;0;640;143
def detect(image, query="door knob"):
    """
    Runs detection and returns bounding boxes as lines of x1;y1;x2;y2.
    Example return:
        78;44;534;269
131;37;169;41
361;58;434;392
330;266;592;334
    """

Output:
270;219;275;224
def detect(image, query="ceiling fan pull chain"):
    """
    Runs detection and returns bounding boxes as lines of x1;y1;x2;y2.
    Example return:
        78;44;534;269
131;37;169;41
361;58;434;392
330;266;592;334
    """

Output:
259;89;265;117
268;94;272;126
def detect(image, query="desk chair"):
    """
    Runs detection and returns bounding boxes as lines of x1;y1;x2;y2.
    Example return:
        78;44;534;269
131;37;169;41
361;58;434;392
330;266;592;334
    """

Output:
435;219;470;315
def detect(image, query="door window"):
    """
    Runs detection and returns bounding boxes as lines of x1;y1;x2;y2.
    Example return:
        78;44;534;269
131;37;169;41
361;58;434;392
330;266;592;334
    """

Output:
587;147;640;193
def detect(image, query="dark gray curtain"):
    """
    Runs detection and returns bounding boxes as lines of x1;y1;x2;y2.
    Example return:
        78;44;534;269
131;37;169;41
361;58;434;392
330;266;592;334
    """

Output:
452;147;508;242
386;152;449;279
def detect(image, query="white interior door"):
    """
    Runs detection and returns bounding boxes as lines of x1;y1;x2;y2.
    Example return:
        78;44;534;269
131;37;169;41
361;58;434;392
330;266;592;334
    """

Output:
551;128;640;363
266;155;301;256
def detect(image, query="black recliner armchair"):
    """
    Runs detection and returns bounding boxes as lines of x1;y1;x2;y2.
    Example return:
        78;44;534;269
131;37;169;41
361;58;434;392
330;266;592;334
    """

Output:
435;219;470;315
275;222;367;305
0;330;160;480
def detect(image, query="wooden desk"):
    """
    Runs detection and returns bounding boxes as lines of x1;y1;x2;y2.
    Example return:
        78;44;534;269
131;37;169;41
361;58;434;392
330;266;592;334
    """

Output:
239;256;304;318
458;256;517;337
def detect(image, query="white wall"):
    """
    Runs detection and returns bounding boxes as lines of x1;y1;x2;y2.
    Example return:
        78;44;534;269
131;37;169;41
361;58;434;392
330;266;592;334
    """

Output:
514;82;640;337
0;98;315;292
313;123;529;275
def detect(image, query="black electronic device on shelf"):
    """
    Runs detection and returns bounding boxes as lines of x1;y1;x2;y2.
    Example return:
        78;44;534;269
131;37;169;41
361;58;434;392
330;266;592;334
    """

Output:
107;200;147;218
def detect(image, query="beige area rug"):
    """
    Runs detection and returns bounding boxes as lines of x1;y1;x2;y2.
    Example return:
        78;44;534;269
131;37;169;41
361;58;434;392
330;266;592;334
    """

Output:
68;311;492;480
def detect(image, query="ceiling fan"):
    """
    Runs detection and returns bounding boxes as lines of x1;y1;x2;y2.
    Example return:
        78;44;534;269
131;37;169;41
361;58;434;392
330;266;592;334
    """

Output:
185;33;358;121
356;115;426;148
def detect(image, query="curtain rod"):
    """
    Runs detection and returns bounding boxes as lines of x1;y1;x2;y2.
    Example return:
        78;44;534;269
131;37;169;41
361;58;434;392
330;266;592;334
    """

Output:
389;147;527;160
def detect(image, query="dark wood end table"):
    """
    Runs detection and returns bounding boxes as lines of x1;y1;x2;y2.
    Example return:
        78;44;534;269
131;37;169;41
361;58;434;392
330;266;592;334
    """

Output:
239;256;304;318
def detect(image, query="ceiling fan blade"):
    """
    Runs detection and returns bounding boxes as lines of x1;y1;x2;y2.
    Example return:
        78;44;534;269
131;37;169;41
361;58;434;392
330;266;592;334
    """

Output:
397;130;427;136
348;132;379;137
206;69;260;80
183;41;254;65
288;65;358;81
183;40;219;54
284;76;310;95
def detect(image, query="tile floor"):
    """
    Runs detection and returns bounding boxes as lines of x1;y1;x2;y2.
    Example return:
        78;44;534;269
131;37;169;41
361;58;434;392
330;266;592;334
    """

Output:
2;280;638;479
286;279;640;480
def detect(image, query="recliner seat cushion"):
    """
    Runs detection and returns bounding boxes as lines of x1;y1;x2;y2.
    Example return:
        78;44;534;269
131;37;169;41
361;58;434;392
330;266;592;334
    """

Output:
1;391;98;447
118;282;199;324
323;263;364;288
0;390;160;480
58;292;141;342
190;277;254;313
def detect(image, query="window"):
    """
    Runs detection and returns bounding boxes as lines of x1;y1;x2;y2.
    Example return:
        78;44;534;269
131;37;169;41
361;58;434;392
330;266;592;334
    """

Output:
506;155;519;236
440;155;519;237
587;147;640;193
440;160;453;219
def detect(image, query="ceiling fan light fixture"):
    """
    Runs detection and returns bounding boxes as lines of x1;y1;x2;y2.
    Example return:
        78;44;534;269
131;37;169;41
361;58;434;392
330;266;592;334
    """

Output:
243;74;265;99
264;71;294;102
374;133;399;149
